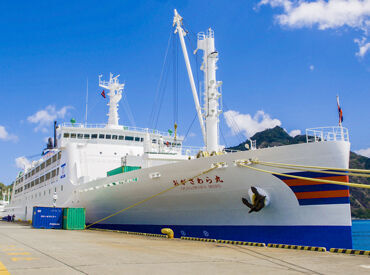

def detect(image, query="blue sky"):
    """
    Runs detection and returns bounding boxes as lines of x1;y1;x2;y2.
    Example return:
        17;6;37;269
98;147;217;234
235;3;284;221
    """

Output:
0;0;369;185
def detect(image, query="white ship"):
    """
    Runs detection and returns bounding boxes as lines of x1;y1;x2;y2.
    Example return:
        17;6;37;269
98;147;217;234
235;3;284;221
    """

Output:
5;10;352;249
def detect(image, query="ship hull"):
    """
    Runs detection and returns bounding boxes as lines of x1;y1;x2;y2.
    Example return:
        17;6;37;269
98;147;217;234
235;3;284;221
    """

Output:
73;141;352;249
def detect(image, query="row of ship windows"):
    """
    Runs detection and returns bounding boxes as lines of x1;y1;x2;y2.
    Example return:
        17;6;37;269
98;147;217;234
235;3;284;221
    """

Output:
15;167;60;194
63;133;144;142
14;186;64;203
16;152;62;185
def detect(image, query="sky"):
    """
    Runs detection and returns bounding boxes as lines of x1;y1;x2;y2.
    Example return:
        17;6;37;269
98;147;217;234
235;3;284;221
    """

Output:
0;0;369;185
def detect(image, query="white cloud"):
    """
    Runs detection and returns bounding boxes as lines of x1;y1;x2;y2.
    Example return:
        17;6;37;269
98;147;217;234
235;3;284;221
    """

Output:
0;125;18;142
15;156;30;169
309;65;315;71
289;129;302;137
224;110;282;138
356;147;370;157
258;0;370;57
27;105;72;132
354;36;370;56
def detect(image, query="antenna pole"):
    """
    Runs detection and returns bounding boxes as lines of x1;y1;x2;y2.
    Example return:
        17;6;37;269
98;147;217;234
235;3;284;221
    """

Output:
85;78;89;125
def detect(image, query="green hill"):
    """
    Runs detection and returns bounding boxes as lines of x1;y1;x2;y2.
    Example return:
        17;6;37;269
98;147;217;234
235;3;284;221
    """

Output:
228;126;369;218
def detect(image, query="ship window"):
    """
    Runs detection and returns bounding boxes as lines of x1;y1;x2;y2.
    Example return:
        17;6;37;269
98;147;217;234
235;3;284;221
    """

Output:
106;134;111;139
71;133;76;138
49;189;51;194
112;135;118;140
125;136;134;141
35;178;39;185
32;170;35;176
41;163;45;169
118;135;124;140
63;133;70;138
40;176;44;183
61;185;63;191
135;137;140;142
46;172;51;180
52;170;56;178
91;134;98;139
56;167;59;175
84;134;90;139
44;191;46;195
99;134;104;139
140;138;144;142
36;166;40;173
77;133;83;139
52;155;57;163
58;152;61;160
55;187;57;192
31;181;34;187
46;158;51;166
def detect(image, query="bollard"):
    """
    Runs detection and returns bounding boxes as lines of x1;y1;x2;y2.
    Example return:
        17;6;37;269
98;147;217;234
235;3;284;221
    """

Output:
161;228;174;239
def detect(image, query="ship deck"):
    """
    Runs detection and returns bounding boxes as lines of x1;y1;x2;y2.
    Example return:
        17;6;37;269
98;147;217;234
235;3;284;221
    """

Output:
0;222;368;274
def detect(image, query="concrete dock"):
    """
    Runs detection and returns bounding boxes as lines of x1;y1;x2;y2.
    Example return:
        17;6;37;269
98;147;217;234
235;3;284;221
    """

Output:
0;222;369;274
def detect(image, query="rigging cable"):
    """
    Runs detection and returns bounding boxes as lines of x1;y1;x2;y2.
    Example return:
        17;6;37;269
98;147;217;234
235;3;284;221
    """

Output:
148;31;173;129
183;112;198;142
122;91;136;127
222;101;245;145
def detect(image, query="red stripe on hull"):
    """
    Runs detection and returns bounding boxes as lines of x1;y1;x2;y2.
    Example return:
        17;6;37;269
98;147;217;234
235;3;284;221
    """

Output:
283;176;349;187
295;189;349;199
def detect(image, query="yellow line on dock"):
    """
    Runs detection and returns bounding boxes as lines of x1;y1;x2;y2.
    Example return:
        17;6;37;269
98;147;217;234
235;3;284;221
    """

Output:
11;257;38;262
0;261;10;275
7;252;31;256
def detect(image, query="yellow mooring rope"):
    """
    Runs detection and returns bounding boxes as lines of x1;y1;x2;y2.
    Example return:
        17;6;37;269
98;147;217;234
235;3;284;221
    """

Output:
237;162;370;189
86;163;222;229
250;162;370;178
252;160;370;174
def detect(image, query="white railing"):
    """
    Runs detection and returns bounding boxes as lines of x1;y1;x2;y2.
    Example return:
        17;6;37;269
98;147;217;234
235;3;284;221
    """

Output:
306;126;349;143
146;145;240;156
60;123;178;138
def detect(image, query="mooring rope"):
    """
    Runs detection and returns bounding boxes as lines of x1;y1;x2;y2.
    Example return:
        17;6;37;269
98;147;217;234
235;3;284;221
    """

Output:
252;160;370;174
250;162;370;178
86;163;222;229
236;161;370;189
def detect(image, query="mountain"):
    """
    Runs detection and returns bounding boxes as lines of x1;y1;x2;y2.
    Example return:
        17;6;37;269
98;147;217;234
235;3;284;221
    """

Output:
228;126;369;218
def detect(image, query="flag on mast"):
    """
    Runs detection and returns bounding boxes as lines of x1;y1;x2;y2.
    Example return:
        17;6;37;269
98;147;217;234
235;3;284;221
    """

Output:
336;95;343;126
101;90;106;98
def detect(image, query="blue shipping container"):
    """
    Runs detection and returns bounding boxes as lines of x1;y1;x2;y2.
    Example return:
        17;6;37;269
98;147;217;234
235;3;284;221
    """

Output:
32;207;63;229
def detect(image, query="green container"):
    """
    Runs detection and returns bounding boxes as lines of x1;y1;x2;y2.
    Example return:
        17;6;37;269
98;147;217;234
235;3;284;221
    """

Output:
107;166;141;176
63;208;86;230
107;167;124;177
123;166;141;172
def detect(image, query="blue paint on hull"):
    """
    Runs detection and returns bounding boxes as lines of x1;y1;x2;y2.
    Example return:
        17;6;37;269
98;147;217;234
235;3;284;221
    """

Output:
89;223;353;249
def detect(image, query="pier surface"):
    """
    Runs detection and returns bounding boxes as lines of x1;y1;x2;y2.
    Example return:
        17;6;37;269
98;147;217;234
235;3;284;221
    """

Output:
0;222;369;274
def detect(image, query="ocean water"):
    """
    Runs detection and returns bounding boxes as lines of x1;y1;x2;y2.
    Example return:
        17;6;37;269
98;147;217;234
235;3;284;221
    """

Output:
352;220;370;250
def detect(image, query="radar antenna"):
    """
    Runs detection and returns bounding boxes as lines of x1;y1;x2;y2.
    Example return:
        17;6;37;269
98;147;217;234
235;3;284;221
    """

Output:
99;73;125;128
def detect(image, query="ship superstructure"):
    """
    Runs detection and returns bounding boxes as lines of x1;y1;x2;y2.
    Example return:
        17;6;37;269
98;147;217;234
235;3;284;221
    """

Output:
5;10;353;249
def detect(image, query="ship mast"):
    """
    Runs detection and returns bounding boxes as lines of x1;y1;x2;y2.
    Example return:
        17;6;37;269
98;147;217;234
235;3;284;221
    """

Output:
173;9;222;152
99;73;125;129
